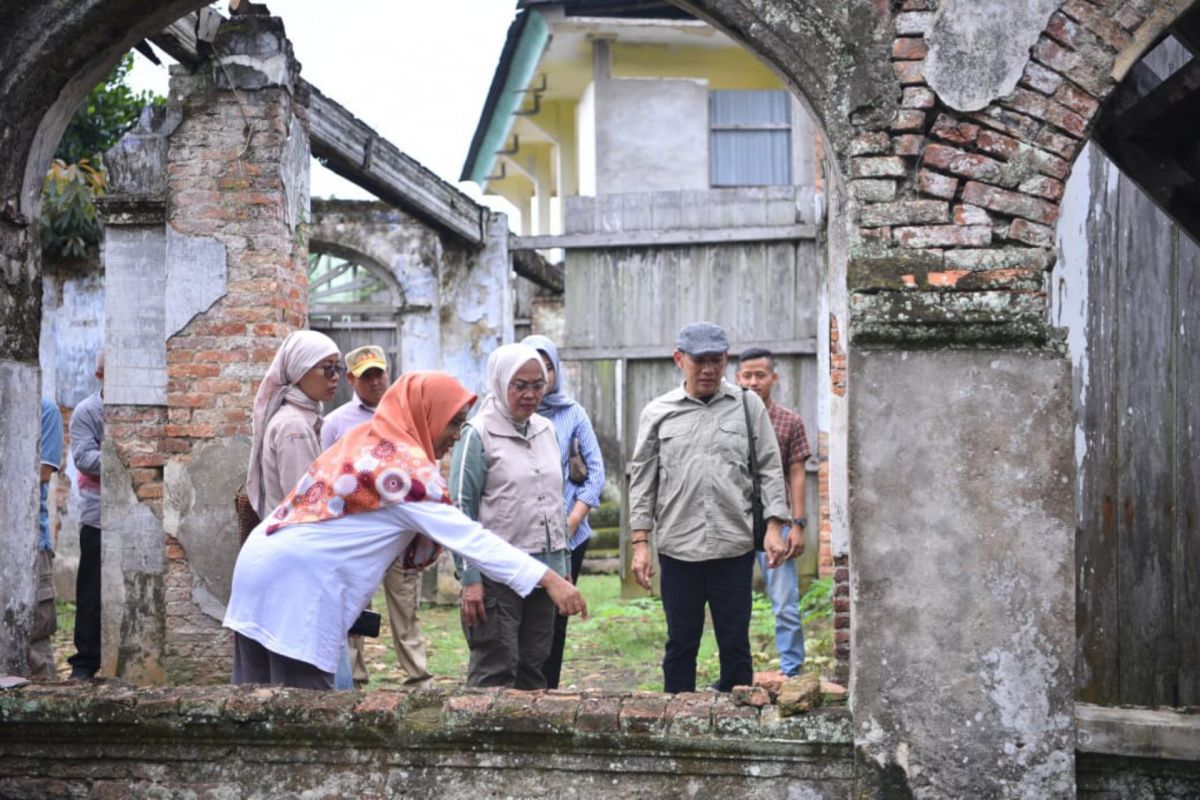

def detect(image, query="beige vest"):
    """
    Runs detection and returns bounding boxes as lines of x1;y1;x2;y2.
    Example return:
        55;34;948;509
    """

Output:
467;405;567;555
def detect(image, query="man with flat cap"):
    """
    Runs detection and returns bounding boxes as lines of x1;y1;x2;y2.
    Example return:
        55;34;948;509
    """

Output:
323;345;431;688
628;322;790;693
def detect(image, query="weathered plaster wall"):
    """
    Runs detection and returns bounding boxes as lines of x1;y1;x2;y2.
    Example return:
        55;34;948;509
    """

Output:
850;349;1076;796
594;77;710;194
0;362;41;674
308;200;511;398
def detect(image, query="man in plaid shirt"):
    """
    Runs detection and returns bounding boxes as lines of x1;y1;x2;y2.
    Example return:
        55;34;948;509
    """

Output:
736;347;812;676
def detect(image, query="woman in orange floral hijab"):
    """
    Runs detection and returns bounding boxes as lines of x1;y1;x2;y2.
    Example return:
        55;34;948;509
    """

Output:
224;371;587;689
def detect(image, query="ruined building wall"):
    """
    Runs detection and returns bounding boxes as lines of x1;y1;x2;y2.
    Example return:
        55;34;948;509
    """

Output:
98;16;310;684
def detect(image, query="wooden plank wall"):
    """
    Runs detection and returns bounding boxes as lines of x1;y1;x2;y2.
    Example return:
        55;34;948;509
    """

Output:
1076;139;1200;706
564;234;822;595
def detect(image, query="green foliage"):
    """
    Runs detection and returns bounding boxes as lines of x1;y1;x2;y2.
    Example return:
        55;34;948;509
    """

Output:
41;52;161;261
799;576;833;621
55;53;159;163
41;160;105;260
588;502;620;529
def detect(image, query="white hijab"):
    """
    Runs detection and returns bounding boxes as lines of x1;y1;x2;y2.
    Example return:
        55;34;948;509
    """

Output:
247;330;340;513
482;343;547;424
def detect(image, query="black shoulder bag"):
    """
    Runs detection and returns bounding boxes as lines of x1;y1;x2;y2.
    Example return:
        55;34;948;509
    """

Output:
741;389;767;552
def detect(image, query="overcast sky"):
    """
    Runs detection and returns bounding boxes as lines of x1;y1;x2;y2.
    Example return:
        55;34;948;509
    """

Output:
128;1;519;217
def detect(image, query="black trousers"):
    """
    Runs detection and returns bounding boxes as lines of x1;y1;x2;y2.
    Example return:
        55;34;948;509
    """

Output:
659;551;755;693
68;524;101;675
541;538;590;689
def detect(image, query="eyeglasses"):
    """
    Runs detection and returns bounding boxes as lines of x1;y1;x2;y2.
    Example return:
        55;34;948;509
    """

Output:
322;363;348;379
510;379;547;394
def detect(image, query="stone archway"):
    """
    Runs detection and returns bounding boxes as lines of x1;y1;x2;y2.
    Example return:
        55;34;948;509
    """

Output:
4;2;1200;796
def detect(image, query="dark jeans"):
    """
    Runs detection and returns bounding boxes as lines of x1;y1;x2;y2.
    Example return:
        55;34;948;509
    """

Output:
67;524;101;676
541;538;589;689
659;551;755;693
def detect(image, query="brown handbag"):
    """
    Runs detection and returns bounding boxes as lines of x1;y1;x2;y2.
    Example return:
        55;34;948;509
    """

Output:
568;434;588;485
233;485;261;547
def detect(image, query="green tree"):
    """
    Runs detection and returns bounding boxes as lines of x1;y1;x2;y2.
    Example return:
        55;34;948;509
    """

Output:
43;52;162;260
55;52;160;163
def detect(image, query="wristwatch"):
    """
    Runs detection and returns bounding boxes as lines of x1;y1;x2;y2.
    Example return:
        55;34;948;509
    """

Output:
792;517;807;529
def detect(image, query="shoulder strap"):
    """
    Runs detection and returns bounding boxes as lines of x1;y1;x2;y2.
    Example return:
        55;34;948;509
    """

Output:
741;388;759;480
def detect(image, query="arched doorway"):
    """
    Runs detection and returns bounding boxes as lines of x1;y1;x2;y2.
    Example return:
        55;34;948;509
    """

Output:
307;248;402;408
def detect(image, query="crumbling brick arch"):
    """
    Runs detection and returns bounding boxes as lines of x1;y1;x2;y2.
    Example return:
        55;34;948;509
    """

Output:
3;3;1200;795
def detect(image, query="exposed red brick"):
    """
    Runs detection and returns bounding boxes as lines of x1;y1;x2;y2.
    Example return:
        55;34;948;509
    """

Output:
576;694;621;733
969;106;1042;142
1053;81;1100;118
1113;3;1145;30
1061;0;1134;49
954;204;991;225
1007;217;1056;248
892;134;925;156
1018;175;1065;201
894;224;992;248
890;109;926;132
1045;11;1081;48
929;114;980;145
1021;62;1064;95
891;36;929;60
917;170;958;199
1001;87;1086;138
977;131;1070;179
1034;127;1078;159
922;143;1004;184
893;60;926;85
926;270;970;287
850;131;891;156
1032;36;1080;74
901;87;935;109
619;694;669;735
962;181;1060;225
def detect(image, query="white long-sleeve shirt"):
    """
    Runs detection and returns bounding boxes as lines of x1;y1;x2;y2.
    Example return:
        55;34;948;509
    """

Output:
223;501;548;673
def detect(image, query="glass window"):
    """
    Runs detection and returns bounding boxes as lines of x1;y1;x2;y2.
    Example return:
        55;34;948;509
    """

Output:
710;90;792;187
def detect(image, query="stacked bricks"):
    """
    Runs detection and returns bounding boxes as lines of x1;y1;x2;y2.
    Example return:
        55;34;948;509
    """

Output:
846;0;1142;344
154;22;308;685
832;554;849;685
816;431;833;579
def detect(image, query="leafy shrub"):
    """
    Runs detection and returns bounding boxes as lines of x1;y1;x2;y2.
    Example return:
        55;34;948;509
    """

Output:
41;160;105;260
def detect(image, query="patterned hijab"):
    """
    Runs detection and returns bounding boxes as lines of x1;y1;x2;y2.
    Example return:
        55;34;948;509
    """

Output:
265;371;477;540
521;334;573;414
247;330;340;514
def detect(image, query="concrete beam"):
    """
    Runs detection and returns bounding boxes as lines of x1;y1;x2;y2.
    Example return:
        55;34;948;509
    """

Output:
511;224;818;251
511;248;564;293
1076;704;1200;762
307;87;486;246
560;338;818;361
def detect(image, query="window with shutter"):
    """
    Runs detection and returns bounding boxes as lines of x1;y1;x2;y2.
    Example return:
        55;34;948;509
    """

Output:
709;90;792;187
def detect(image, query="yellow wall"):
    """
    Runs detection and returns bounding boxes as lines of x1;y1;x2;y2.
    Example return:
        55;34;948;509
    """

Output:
611;43;786;90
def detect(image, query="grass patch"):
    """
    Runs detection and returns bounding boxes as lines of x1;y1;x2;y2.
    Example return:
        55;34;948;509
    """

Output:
366;572;834;692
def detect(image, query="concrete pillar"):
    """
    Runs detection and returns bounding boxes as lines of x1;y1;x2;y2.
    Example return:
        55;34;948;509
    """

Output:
849;348;1075;796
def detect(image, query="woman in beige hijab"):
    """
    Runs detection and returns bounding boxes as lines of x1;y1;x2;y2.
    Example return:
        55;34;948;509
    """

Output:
247;330;343;518
449;343;570;689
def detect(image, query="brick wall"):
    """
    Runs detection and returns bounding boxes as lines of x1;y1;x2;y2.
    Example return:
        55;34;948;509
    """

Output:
155;53;307;683
0;684;855;798
845;0;1145;346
